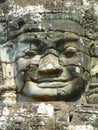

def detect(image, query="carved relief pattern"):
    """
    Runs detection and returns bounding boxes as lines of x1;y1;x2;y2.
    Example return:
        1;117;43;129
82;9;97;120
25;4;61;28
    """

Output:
0;0;98;106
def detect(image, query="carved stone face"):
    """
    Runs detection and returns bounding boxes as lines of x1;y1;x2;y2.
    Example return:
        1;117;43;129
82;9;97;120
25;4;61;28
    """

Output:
12;31;90;101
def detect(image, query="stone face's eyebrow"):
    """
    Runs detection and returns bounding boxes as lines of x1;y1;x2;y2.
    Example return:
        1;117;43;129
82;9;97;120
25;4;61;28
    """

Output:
55;38;79;49
55;33;79;44
54;32;80;51
12;37;48;55
25;39;48;49
18;37;42;44
64;32;79;41
13;36;47;47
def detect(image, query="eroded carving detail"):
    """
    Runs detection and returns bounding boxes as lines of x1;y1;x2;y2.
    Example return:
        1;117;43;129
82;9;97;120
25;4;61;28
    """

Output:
0;0;98;106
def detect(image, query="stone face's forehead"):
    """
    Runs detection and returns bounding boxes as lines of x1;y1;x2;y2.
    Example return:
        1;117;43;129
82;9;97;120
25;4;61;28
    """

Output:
8;18;85;40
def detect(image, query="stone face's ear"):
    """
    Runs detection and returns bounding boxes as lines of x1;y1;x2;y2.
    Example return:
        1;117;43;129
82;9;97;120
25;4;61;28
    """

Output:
1;42;15;81
8;18;25;40
1;42;15;63
89;41;98;57
86;58;98;104
93;41;98;57
89;42;95;56
0;43;16;107
86;40;98;104
0;22;7;44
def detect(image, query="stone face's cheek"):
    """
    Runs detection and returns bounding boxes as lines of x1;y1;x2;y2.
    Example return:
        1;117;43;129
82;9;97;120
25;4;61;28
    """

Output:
57;78;84;100
63;66;84;79
14;57;33;92
14;58;30;76
24;65;38;82
15;56;40;92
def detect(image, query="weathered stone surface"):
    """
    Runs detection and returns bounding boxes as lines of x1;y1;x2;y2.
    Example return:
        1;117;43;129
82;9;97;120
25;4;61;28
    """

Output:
0;0;98;105
0;0;98;129
0;102;97;130
0;23;7;44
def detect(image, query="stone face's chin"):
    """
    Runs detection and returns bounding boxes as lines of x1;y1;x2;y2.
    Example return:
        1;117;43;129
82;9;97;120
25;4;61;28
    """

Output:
22;78;84;101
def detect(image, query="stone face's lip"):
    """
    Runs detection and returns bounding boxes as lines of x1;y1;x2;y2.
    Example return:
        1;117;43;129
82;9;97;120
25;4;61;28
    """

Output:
38;81;71;88
37;77;73;83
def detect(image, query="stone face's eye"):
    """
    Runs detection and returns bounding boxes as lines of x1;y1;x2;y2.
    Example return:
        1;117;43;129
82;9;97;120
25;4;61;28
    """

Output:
64;47;77;58
24;55;30;59
24;50;37;58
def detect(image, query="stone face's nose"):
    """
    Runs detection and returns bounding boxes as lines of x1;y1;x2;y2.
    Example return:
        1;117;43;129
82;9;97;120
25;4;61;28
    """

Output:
38;54;62;74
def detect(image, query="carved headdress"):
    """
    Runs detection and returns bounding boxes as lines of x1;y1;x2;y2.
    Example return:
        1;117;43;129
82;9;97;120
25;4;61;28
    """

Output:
0;0;97;41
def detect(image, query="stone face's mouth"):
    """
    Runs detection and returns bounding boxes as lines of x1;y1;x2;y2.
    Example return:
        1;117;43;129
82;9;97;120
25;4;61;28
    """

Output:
23;77;84;101
37;77;74;88
38;81;71;88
